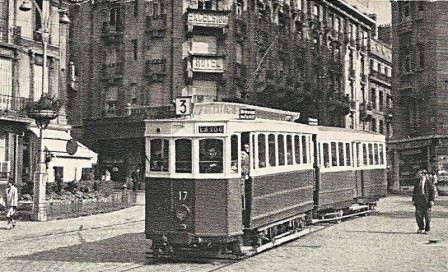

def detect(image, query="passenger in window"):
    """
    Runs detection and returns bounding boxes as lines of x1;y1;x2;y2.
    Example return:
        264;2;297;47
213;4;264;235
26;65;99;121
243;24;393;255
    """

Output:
202;147;223;173
151;150;163;171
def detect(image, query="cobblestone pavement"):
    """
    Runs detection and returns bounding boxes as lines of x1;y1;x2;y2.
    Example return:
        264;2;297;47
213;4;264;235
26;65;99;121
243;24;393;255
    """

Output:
0;196;447;272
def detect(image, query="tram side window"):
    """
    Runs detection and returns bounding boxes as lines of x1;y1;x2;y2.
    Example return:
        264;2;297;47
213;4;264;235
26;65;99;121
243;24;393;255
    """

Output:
363;144;368;166
331;142;337;166
338;142;345;166
268;134;276;167
379;144;384;165
278;134;285;166
374;144;379;165
231;135;239;173
302;135;308;164
294;135;301;164
175;139;192;173
345;143;351;166
368;143;374;165
286;135;293;165
258;134;267;168
252;135;256;169
323;143;330;167
150;139;169;172
199;139;223;173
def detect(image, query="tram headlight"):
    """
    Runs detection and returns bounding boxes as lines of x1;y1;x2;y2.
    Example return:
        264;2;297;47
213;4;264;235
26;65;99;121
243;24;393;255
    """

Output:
175;204;191;222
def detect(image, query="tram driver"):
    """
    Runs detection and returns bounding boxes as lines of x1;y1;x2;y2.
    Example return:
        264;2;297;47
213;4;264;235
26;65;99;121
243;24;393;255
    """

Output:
200;147;223;173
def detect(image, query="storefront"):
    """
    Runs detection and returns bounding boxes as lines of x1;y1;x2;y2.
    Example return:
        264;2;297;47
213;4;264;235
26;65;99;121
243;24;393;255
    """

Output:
388;137;448;192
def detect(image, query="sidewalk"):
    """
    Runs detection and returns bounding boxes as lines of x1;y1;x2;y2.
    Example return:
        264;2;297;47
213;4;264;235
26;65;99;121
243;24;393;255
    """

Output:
0;204;145;242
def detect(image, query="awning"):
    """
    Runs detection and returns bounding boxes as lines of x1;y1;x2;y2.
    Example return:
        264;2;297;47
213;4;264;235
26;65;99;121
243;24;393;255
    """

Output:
28;127;97;162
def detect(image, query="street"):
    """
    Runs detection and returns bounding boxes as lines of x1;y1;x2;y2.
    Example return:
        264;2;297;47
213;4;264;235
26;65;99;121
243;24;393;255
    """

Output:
0;195;447;272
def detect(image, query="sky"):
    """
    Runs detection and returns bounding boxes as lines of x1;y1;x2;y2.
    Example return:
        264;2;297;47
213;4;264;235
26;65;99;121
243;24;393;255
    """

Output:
344;0;392;26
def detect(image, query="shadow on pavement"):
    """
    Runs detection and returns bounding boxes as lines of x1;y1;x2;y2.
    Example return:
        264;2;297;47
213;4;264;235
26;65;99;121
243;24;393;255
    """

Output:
345;230;416;235
376;210;448;219
8;233;152;264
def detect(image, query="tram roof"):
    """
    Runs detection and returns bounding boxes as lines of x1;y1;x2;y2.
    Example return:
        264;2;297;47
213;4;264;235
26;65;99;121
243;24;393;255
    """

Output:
145;102;301;122
317;125;386;142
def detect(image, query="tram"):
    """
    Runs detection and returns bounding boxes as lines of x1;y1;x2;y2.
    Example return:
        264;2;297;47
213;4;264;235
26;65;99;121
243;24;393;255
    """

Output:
144;102;387;259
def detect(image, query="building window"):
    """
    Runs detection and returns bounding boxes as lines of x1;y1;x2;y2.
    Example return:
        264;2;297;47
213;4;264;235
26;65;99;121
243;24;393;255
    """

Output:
417;44;424;69
134;1;139;17
377;63;382;74
198;0;212;10
313;4;320;20
371;88;377;110
379;120;384;134
379;91;384;111
132;39;138;61
372;118;377;132
404;2;410;18
0;58;12;106
236;0;243;18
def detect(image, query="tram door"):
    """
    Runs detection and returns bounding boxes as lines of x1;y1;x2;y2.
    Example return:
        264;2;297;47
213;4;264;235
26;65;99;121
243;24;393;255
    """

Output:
353;142;363;199
241;132;252;228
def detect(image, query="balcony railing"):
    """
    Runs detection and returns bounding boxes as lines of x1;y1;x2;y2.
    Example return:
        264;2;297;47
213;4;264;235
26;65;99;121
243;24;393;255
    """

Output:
0;95;31;117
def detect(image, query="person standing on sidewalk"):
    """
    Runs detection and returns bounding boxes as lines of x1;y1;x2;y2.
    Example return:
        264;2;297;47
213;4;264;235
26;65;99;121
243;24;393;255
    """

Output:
3;178;18;230
412;170;435;234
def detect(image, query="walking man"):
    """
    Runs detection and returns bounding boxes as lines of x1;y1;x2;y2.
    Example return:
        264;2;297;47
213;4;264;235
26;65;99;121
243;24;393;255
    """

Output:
412;170;435;234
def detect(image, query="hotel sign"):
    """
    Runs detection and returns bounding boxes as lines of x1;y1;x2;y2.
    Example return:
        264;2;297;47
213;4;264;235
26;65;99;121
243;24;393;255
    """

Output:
192;57;224;73
187;12;228;28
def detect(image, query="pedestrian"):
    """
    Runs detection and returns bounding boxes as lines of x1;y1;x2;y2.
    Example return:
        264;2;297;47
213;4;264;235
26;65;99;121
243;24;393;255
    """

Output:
241;144;250;179
3;178;18;230
412;170;436;234
131;167;142;191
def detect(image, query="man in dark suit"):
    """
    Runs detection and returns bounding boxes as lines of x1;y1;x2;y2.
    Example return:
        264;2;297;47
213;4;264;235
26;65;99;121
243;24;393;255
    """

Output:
412;170;436;234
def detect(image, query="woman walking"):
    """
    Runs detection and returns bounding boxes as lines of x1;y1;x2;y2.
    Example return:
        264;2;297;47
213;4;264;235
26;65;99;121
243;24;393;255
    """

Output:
3;178;18;230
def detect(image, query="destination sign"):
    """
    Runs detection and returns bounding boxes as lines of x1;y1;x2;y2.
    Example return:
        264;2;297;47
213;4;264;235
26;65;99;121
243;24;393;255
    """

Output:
198;125;225;134
239;109;256;120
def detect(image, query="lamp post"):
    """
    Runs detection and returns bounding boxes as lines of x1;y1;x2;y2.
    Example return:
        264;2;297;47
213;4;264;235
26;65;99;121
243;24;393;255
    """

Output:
20;0;91;221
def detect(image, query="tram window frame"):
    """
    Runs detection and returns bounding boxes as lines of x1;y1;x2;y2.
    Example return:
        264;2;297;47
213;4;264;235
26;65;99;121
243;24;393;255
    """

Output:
268;134;276;167
252;134;256;169
374;143;379;165
150;138;169;172
323;142;330;168
379;144;384;165
338;142;345;166
302;135;308;164
294;135;301;164
278;134;286;166
368;143;374;165
230;135;239;173
199;138;224;174
363;143;368;166
286;135;293;165
331;142;337;166
345;143;351;166
175;139;192;173
258;134;267;168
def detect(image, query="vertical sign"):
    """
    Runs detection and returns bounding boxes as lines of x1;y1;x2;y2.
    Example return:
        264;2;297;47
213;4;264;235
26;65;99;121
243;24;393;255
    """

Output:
175;97;192;116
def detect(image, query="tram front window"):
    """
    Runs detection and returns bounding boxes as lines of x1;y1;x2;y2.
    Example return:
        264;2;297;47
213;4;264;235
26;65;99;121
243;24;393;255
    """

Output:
176;139;192;173
150;139;169;172
199;139;223;173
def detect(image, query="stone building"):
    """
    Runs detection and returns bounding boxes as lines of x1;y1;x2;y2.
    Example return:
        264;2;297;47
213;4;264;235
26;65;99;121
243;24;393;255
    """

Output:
389;1;448;190
0;0;96;189
69;0;381;178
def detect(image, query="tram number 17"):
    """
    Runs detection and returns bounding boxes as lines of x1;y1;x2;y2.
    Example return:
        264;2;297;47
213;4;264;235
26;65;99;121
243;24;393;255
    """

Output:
178;191;188;201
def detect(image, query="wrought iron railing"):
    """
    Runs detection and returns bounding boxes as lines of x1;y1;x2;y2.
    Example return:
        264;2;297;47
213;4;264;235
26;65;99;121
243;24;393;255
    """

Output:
0;95;31;116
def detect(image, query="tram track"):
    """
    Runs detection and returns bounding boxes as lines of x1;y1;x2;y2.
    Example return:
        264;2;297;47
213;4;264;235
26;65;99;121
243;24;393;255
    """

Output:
0;219;145;244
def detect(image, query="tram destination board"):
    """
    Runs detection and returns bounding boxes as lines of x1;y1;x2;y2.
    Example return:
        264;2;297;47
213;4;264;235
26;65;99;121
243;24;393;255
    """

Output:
198;125;225;133
239;109;256;120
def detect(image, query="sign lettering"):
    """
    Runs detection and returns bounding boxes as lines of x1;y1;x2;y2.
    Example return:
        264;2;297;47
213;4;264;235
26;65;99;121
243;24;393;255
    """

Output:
192;57;224;73
187;12;228;27
198;125;224;134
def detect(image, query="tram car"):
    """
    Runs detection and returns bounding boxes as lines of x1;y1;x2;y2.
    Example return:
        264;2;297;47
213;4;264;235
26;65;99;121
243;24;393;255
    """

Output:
144;102;387;259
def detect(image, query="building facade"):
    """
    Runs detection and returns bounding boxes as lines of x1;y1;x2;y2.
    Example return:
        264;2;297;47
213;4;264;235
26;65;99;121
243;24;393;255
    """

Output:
0;0;96;189
70;0;382;180
390;1;448;190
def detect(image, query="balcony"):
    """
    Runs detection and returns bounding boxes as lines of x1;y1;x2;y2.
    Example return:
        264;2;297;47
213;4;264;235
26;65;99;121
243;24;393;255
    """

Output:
0;95;32;120
145;59;167;83
101;22;124;43
186;9;229;33
360;101;373;121
328;93;350;116
146;14;167;38
369;70;391;85
186;54;224;78
101;62;124;81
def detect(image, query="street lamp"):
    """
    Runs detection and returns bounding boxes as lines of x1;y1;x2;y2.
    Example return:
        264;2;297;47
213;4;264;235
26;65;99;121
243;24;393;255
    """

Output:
20;0;90;221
